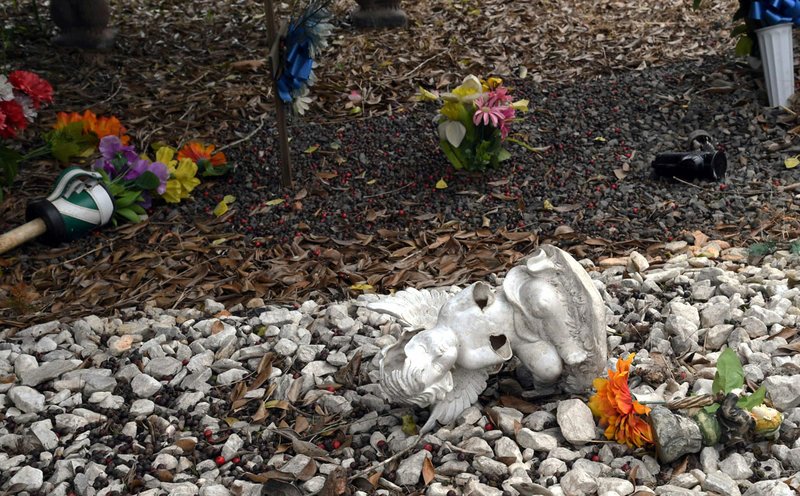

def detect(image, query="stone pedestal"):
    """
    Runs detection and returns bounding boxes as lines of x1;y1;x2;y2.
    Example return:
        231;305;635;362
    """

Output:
50;0;116;50
352;0;407;28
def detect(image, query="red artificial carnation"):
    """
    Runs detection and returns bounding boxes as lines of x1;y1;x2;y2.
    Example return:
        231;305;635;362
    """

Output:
8;70;53;109
0;100;28;139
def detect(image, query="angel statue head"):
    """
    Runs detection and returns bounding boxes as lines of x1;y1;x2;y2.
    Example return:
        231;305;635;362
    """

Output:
368;245;607;434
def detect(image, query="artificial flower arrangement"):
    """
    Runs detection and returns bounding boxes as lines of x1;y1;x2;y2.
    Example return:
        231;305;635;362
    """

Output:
588;349;783;452
418;75;529;171
92;136;230;224
0;70;54;200
274;0;334;115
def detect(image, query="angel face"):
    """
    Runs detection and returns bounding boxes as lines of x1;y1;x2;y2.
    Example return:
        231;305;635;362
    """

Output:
435;282;514;370
403;328;459;390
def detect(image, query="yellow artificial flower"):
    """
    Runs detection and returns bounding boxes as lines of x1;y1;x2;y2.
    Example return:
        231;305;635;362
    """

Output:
442;75;483;103
751;405;782;435
511;99;530;112
417;86;440;101
482;77;503;91
440;101;464;121
155;145;177;169
162;158;201;203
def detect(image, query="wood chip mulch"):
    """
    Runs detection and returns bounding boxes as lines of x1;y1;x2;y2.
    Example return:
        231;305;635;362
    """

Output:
1;0;740;326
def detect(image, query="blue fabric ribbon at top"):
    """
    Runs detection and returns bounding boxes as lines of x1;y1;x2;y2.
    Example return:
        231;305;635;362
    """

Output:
277;23;315;103
750;0;800;26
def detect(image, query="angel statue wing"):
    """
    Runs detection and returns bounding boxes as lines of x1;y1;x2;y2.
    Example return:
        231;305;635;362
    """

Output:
420;367;489;434
366;287;452;329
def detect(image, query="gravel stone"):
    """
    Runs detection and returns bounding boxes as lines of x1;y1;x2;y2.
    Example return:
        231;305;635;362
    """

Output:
7;385;45;413
556;399;597;445
131;373;162;398
395;450;431;486
517;428;558;451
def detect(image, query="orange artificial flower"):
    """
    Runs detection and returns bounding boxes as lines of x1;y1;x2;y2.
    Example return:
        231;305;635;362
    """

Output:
90;115;130;145
54;110;130;145
178;141;226;168
588;353;654;448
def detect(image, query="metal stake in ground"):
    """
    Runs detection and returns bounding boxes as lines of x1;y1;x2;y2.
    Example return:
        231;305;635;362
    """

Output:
265;0;294;188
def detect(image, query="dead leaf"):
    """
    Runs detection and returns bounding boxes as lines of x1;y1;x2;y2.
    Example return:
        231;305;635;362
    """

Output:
334;350;363;387
174;438;197;453
554;225;575;236
499;395;539;414
367;471;382;487
230;59;266;72
319;467;348;496
422;456;435;485
294;415;310;434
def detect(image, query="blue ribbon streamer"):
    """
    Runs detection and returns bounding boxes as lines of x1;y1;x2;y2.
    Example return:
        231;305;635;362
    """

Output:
750;0;800;26
277;23;315;103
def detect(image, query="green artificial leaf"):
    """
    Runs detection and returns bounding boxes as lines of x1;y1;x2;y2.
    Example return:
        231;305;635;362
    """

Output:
704;403;721;414
737;385;767;410
115;207;142;223
790;240;800;254
735;35;754;57
114;190;141;209
0;146;22;187
133;171;159;190
692;0;703;8
202;161;230;177
130;204;146;215
749;241;776;257
712;348;745;395
497;148;511;162
731;24;749;37
440;140;464;170
51;141;81;164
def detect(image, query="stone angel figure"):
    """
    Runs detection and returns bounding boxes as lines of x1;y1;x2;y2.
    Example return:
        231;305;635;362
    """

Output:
367;245;607;433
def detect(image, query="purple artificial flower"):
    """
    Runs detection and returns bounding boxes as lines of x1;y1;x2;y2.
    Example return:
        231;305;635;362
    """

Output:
98;135;138;163
123;158;169;195
149;161;169;195
138;191;153;209
93;156;118;177
123;157;150;181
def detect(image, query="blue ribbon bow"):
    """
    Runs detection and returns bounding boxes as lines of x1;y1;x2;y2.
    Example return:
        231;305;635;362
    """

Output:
750;0;800;26
277;23;315;103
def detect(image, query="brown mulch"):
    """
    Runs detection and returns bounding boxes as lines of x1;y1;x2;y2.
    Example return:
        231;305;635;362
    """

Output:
1;0;740;327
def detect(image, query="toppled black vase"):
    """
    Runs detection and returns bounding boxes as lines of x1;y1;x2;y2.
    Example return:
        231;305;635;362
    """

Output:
651;151;727;181
651;129;727;182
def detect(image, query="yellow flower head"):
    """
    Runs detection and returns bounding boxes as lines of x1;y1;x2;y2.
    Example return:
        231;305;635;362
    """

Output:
482;77;503;92
162;157;200;203
751;405;782;434
511;99;529;112
442;75;483;103
155;145;177;169
440;101;464;121
417;86;440;102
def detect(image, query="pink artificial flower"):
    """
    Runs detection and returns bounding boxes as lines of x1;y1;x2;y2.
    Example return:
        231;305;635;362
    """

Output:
498;106;516;139
488;86;512;106
473;95;507;128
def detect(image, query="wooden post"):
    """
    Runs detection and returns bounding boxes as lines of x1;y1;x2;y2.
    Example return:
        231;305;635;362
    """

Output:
0;218;47;256
265;0;294;188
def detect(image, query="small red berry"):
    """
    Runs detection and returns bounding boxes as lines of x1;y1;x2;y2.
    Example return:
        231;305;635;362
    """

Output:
332;440;342;449
232;457;241;464
215;455;226;465
377;440;387;448
621;463;630;471
591;454;600;462
719;183;728;191
423;443;434;452
317;443;326;450
204;429;213;438
326;386;335;393
484;423;494;431
182;359;189;366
